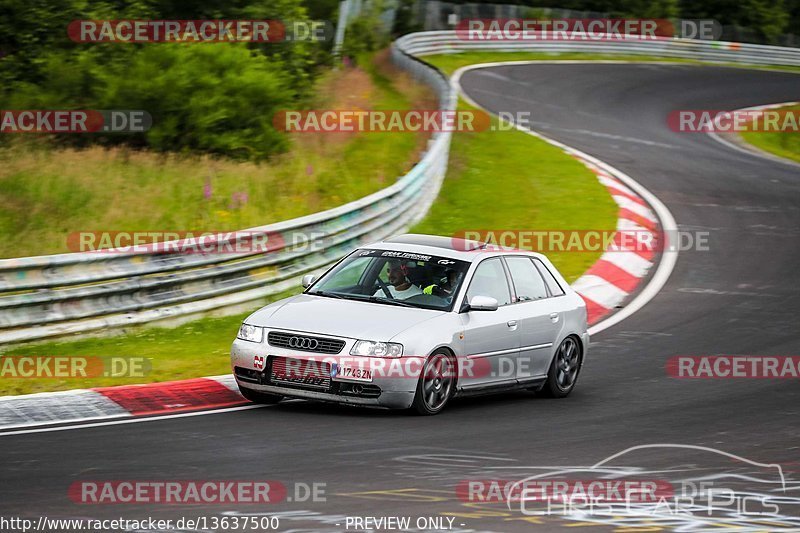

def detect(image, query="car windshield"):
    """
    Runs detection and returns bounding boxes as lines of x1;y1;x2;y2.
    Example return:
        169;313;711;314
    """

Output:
307;248;471;311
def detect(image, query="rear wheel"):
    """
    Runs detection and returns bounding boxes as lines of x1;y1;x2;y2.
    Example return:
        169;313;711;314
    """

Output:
411;351;455;415
540;336;582;398
238;386;283;404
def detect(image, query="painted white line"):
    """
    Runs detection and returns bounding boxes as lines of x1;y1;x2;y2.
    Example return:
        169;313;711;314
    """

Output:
0;387;100;402
598;250;653;278
0;389;129;429
207;374;240;392
572;275;629;308
0;404;268;437
598;175;635;194
612;195;657;221
617;218;654;233
452;60;679;336
0;413;131;431
607;186;645;203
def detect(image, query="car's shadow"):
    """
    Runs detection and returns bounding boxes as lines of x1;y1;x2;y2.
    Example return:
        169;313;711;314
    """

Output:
258;389;577;418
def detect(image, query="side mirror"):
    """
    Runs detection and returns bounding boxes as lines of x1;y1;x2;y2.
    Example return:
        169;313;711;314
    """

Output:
302;274;317;289
467;295;499;311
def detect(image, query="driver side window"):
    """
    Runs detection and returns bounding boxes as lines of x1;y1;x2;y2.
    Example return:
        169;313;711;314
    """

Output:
466;258;512;306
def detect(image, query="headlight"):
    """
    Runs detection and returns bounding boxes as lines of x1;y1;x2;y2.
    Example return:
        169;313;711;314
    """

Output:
237;323;264;343
350;340;403;358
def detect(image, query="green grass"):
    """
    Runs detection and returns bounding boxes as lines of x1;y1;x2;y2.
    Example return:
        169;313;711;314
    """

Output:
0;51;624;396
1;312;246;396
422;51;800;76
740;104;800;163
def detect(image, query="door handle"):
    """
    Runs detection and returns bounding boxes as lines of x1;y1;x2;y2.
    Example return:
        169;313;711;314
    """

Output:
507;320;518;328
549;312;559;322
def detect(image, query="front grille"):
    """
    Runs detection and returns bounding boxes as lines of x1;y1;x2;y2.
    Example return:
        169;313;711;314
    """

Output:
269;356;332;390
267;331;345;354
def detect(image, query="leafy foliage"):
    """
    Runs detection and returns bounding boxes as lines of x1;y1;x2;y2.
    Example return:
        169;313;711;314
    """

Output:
0;0;320;158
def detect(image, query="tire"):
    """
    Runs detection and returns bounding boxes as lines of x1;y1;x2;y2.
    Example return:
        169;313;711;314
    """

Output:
411;350;456;415
540;336;582;398
238;385;283;404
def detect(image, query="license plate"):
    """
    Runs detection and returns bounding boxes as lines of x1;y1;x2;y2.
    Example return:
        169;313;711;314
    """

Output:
333;363;373;382
270;356;331;389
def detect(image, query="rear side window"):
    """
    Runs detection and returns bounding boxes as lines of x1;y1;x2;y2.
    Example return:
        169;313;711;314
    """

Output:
533;258;565;296
505;257;548;301
466;258;512;306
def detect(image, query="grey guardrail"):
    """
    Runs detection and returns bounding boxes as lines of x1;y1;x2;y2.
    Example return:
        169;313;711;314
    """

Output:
0;44;455;345
1;30;796;345
395;31;800;66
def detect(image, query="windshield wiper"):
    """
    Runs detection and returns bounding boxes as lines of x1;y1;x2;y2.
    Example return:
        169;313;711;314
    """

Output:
308;290;346;300
366;296;416;308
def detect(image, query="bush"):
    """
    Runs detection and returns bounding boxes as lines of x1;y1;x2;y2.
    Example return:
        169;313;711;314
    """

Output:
100;45;293;159
5;45;292;159
0;0;321;159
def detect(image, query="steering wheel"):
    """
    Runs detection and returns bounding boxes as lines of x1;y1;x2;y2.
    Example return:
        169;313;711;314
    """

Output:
375;277;394;299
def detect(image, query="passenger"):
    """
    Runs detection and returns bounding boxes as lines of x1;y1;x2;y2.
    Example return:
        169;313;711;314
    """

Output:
423;268;460;298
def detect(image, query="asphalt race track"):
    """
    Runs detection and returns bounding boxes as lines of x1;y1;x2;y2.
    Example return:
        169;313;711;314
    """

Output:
2;63;799;532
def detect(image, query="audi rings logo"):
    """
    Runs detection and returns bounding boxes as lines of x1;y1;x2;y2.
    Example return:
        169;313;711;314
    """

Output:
288;336;319;350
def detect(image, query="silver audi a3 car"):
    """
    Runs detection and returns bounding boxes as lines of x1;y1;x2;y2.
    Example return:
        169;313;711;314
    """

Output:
231;234;589;415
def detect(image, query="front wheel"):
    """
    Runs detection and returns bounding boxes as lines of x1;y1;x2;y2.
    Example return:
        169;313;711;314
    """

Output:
411;351;455;415
540;336;582;398
238;386;283;404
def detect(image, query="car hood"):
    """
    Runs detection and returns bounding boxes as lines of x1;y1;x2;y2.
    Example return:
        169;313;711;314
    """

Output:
247;293;446;341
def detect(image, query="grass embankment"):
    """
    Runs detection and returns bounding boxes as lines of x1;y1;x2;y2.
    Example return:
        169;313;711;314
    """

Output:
1;52;622;395
739;104;800;163
422;51;800;75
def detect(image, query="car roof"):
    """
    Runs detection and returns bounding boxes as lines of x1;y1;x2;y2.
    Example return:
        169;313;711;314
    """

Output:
362;234;544;262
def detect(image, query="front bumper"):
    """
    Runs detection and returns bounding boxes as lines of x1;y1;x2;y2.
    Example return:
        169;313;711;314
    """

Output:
231;337;419;410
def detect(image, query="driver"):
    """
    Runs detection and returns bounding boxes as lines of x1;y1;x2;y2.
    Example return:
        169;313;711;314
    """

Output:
374;260;422;299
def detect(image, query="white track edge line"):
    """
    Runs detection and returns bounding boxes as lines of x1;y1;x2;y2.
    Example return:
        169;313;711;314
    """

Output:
0;404;268;437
